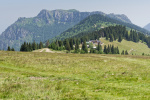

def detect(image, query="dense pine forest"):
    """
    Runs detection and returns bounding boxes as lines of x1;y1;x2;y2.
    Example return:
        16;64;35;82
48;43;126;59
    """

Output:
53;14;150;41
20;41;43;52
18;25;150;55
71;25;150;47
48;25;150;53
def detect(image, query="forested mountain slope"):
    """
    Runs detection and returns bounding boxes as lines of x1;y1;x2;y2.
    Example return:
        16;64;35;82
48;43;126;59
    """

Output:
52;14;149;41
0;9;132;50
144;23;150;31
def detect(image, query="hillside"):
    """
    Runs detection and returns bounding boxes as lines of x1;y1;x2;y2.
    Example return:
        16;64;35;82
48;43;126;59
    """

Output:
144;23;150;31
100;38;150;55
0;9;132;51
53;14;150;41
0;51;150;99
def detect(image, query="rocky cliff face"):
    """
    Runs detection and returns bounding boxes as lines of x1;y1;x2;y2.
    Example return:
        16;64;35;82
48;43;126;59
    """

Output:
0;9;132;50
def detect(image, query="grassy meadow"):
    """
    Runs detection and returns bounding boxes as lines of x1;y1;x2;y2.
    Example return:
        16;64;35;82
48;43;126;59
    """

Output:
100;38;150;55
0;51;150;99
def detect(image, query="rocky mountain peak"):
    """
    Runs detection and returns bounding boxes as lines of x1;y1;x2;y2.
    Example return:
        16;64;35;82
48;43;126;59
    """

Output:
0;9;135;51
37;9;49;17
107;13;132;23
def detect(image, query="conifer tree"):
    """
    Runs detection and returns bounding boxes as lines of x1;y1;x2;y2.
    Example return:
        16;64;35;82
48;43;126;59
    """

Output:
103;45;107;54
106;33;109;40
110;34;114;42
26;42;28;51
121;50;124;55
129;30;133;41
69;39;74;50
73;38;76;45
97;43;101;51
36;43;39;50
25;42;28;51
20;44;24;51
7;46;11;51
63;39;67;46
55;40;59;47
125;50;128;55
81;40;88;53
65;39;71;51
74;39;80;53
58;41;63;47
125;32;129;40
111;45;114;54
75;39;79;50
32;41;37;50
118;35;122;42
11;47;15;51
39;41;43;49
116;47;120;54
50;42;56;50
97;43;102;54
107;45;111;53
29;43;32;51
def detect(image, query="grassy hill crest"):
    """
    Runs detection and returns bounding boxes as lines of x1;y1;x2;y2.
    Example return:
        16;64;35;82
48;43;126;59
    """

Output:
100;38;150;55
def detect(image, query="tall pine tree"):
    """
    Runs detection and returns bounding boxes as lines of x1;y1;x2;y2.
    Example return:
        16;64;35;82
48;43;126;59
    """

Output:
7;46;11;51
81;40;88;53
110;34;114;42
97;43;102;54
32;41;37;50
65;39;71;51
103;45;107;54
118;35;122;42
69;39;74;50
39;41;43;49
75;39;79;50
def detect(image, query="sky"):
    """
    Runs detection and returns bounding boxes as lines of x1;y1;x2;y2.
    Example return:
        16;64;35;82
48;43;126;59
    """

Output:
0;0;150;34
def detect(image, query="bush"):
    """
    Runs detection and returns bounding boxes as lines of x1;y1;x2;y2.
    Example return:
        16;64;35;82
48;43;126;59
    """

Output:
74;49;80;53
80;50;86;54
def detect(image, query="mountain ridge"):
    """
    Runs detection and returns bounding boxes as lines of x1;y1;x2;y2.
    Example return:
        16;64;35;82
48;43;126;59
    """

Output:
52;14;149;41
144;23;150;32
0;9;138;50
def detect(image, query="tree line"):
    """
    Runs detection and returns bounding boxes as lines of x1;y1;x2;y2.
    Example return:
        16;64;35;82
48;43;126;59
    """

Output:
70;25;150;48
48;37;121;54
7;46;15;51
20;41;43;52
9;25;149;55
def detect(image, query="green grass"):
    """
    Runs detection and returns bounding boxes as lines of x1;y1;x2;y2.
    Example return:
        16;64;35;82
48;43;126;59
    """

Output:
0;51;150;99
100;38;150;55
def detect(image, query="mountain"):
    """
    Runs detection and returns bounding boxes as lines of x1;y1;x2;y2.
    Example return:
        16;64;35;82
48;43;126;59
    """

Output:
107;13;132;23
0;9;133;50
144;23;150;31
52;14;150;41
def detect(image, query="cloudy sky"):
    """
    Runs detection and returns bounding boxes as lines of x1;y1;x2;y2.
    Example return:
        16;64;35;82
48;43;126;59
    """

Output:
0;0;150;34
